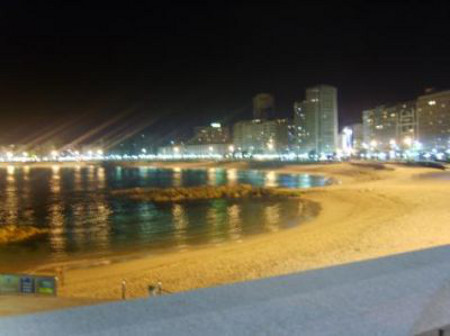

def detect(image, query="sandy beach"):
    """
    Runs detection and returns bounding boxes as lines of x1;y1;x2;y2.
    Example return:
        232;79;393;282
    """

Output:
19;161;442;304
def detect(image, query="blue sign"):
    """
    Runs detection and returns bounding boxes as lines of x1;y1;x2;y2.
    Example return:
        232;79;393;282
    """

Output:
20;276;35;294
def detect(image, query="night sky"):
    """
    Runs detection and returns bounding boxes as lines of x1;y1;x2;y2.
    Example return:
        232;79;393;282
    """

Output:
1;1;449;146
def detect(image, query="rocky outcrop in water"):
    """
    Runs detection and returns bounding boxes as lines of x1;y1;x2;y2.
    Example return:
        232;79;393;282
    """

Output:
0;225;47;244
112;184;301;203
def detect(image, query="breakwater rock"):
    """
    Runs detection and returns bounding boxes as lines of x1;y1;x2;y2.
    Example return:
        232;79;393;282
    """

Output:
0;225;47;244
111;184;301;203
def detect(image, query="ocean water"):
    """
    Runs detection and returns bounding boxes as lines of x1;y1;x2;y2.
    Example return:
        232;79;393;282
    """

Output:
0;165;329;271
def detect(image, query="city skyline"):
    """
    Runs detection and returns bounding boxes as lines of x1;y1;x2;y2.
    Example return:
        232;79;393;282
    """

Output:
0;1;449;145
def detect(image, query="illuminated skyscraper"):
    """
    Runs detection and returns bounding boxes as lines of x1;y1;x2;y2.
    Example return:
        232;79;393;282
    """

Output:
253;93;275;120
298;85;338;155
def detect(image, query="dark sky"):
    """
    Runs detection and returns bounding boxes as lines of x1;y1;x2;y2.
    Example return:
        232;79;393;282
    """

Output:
0;1;449;146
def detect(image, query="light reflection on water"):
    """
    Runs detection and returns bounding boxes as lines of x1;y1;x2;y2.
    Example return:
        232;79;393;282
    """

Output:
0;165;329;271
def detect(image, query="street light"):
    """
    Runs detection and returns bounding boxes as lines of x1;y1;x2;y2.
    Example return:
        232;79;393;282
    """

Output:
403;136;412;147
389;139;396;147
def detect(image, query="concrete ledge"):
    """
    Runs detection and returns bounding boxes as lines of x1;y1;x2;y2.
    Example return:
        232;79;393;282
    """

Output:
2;245;450;335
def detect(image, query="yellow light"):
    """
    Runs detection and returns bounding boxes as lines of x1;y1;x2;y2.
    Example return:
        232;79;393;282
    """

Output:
97;149;103;155
173;146;180;153
51;150;58;157
403;136;412;147
370;140;377;148
7;165;14;175
228;145;234;152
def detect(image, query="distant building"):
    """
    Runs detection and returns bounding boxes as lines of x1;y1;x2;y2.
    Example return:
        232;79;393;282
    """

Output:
338;128;353;156
362;101;416;151
233;119;289;154
253;93;275;120
349;123;363;152
416;89;450;151
296;85;338;155
292;101;307;152
188;123;230;145
158;143;233;157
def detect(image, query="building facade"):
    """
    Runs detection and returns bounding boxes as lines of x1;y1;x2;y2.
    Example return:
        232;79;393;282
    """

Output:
297;85;338;155
292;101;307;152
252;93;275;120
233;119;289;154
157;143;233;157
188;123;230;145
416;89;450;151
362;101;416;151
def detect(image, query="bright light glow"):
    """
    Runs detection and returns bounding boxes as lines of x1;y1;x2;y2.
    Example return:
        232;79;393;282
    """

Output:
141;148;147;154
414;141;423;150
51;150;58;157
267;142;274;150
228;145;234;152
370;140;378;148
97;149;103;155
389;139;396;147
428;100;436;106
173;146;180;153
341;127;353;155
403;136;413;147
343;127;352;136
208;146;214;152
7;165;14;175
210;123;221;128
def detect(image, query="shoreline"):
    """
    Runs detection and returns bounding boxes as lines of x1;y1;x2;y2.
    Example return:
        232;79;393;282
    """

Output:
24;196;321;275
9;162;450;307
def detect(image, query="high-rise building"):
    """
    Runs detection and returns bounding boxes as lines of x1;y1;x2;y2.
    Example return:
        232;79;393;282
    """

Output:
253;93;275;120
362;101;416;151
233;119;289;153
296;85;338;155
292;101;307;152
416;89;450;151
188;123;230;145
